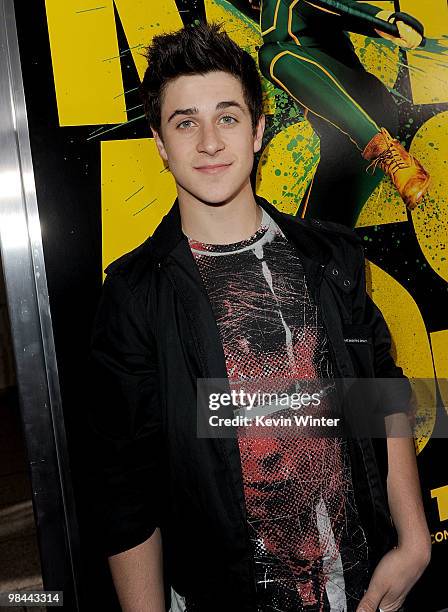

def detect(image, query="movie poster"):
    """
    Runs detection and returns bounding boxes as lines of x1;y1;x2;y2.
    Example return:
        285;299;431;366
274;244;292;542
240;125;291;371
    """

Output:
14;0;448;609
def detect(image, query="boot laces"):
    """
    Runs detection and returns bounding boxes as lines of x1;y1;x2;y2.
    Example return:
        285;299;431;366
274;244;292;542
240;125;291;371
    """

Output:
366;139;410;176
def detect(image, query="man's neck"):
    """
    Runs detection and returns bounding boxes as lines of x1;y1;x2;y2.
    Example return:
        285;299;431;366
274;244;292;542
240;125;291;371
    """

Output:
179;183;262;245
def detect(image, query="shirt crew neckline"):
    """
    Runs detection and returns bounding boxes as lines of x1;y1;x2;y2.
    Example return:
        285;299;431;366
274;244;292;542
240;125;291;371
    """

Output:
188;207;272;254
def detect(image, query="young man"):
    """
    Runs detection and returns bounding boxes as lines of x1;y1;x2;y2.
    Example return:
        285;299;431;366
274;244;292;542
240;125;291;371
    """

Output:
88;22;431;612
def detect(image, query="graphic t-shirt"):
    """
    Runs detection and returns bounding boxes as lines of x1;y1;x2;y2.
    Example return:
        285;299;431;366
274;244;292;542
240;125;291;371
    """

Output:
187;208;370;612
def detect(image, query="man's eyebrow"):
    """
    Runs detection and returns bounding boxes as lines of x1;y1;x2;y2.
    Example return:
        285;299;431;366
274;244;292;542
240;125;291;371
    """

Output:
215;100;245;112
167;107;199;123
166;101;245;123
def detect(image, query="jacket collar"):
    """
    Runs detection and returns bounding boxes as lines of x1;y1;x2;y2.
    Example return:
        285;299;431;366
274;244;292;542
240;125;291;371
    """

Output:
150;195;335;271
150;197;184;263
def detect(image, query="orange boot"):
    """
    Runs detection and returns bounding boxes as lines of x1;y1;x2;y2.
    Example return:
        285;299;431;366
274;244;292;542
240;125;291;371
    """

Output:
362;128;430;210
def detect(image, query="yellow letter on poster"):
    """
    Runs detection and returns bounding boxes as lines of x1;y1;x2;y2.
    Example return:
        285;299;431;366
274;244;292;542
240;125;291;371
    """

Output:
45;0;126;126
101;139;176;272
431;485;448;522
366;260;436;454
45;0;182;126
410;111;448;284
113;0;182;80
399;0;448;104
430;330;448;417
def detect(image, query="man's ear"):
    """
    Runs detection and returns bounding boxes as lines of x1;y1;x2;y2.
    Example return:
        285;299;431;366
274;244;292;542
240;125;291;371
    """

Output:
151;126;168;161
253;114;266;154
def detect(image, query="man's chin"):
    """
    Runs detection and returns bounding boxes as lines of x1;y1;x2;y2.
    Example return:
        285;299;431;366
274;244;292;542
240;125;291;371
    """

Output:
183;187;241;207
199;195;237;207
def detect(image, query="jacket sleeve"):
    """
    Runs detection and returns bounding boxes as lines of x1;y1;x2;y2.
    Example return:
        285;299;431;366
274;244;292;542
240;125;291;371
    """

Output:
87;270;163;556
355;250;412;416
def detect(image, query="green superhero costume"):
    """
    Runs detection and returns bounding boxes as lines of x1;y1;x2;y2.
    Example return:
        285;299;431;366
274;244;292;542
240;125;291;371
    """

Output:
257;0;402;224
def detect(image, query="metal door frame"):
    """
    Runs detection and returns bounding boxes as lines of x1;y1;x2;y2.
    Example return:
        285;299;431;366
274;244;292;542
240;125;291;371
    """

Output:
0;0;80;607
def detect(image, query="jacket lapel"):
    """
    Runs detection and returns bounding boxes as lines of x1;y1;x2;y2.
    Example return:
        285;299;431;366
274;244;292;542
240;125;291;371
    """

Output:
166;237;229;380
162;233;252;523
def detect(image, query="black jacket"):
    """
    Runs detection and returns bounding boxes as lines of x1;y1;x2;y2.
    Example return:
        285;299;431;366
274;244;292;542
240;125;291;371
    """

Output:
88;196;411;611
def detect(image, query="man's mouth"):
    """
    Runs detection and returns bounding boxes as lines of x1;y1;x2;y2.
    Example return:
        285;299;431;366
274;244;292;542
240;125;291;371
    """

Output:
194;162;233;174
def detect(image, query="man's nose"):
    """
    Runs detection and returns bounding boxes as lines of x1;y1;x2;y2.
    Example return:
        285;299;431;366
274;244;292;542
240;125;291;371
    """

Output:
196;123;225;155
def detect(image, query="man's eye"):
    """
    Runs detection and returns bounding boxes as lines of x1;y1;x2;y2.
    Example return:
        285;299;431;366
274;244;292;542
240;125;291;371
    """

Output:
177;120;194;129
220;115;237;125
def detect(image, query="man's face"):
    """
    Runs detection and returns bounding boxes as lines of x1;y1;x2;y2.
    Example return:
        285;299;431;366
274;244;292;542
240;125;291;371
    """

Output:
152;71;265;206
